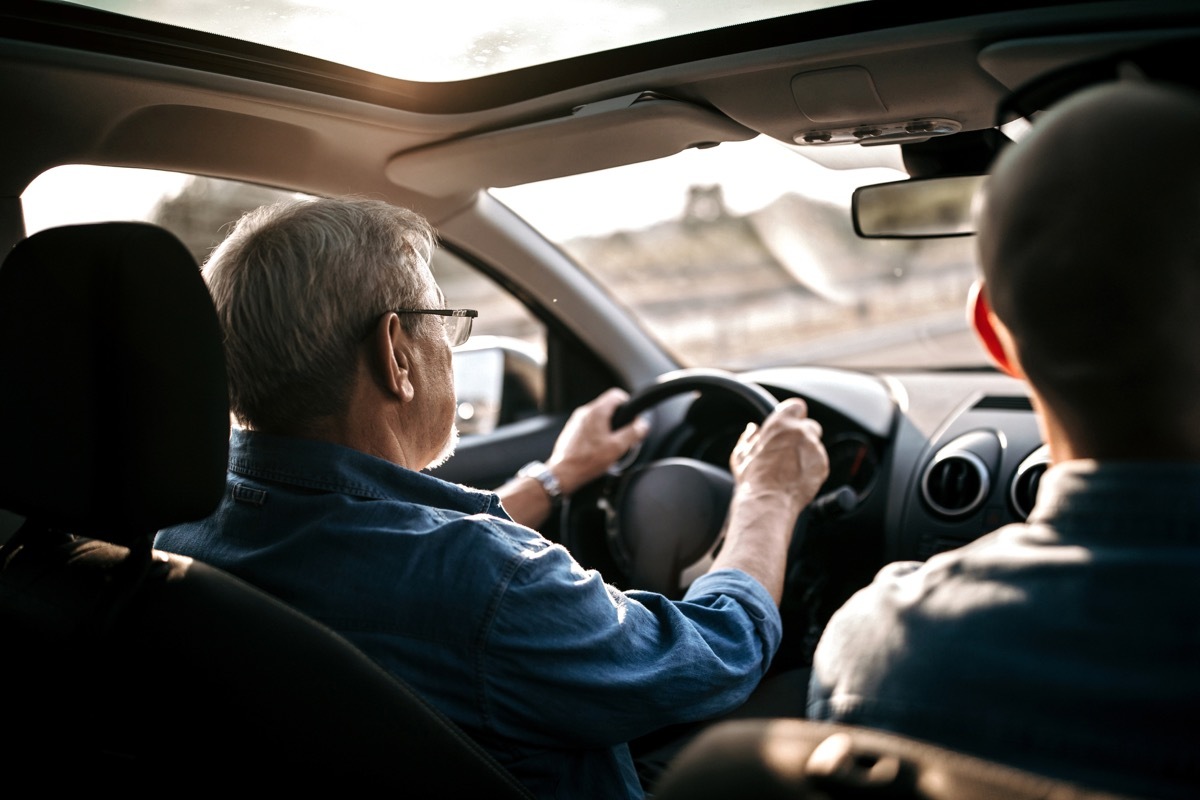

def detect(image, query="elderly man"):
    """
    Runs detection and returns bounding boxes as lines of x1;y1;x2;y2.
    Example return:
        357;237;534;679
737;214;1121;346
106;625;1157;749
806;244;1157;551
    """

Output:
155;196;829;799
807;80;1200;798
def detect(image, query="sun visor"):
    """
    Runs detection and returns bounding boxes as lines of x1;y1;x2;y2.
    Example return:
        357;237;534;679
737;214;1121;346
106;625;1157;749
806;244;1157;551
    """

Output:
978;30;1199;89
385;93;756;197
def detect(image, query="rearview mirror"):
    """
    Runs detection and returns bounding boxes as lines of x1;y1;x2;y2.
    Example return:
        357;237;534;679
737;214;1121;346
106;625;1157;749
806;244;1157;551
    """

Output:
852;175;986;238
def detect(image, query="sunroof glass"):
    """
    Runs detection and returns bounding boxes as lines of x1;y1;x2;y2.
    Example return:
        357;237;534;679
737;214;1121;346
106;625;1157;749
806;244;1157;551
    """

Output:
67;1;865;82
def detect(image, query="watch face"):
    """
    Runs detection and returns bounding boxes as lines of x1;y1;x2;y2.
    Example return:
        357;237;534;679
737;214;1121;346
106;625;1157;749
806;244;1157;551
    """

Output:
520;461;561;498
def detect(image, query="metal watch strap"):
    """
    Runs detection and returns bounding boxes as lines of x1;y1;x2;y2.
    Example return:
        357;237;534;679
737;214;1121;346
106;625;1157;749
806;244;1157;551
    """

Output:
517;460;562;501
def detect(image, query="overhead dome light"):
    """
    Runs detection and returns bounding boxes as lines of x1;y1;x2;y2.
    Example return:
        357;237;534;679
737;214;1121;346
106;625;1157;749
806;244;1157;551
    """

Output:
794;118;961;146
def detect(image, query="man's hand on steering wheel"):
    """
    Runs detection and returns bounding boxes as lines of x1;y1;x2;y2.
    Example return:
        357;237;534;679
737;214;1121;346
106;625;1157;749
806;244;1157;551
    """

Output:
499;388;649;532
547;387;652;496
729;397;830;520
714;397;830;604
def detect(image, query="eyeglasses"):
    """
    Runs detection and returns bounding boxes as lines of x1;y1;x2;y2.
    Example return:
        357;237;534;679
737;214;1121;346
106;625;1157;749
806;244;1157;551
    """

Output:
394;308;478;347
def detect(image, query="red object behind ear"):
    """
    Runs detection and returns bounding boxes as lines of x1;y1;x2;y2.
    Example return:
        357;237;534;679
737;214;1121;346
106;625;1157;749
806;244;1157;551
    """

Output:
968;280;1020;378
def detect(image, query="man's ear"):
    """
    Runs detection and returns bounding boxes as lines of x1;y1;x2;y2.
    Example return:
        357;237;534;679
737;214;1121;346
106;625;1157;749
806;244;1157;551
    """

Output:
373;312;415;403
968;280;1022;379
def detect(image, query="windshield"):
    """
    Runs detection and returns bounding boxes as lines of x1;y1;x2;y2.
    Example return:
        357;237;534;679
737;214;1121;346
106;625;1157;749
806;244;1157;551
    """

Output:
492;136;988;372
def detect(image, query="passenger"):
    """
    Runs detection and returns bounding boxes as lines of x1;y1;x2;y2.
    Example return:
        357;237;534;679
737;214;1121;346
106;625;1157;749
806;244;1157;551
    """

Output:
154;197;830;800
807;80;1200;797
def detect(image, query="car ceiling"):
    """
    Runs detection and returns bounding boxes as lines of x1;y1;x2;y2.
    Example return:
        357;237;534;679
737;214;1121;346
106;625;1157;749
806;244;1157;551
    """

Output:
1;0;1198;229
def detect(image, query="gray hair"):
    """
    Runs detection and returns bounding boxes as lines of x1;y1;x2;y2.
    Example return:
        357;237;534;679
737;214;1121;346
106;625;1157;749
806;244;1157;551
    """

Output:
203;196;438;431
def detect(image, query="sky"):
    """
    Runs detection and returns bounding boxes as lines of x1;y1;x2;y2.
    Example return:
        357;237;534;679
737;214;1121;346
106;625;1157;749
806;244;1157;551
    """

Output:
22;166;190;236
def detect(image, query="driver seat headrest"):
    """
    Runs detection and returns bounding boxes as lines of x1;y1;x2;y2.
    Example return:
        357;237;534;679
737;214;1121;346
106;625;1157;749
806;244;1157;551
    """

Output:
0;222;229;543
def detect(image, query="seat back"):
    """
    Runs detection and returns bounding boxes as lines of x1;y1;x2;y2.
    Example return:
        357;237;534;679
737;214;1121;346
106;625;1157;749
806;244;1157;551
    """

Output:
0;222;533;795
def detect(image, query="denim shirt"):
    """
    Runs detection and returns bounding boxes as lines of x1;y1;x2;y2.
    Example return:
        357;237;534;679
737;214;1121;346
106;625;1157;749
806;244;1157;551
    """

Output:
808;460;1200;798
155;429;781;799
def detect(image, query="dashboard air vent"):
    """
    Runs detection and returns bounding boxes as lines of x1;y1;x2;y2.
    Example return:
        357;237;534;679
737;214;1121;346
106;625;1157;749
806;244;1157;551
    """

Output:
1010;444;1051;520
921;450;990;518
972;395;1033;411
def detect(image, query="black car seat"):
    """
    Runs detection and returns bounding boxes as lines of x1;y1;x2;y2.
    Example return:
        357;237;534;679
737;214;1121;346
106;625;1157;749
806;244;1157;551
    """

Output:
652;716;1153;800
0;221;534;796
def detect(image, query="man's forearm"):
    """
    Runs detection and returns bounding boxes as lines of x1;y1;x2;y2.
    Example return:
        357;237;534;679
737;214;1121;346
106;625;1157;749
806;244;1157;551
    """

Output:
709;487;803;604
496;473;555;530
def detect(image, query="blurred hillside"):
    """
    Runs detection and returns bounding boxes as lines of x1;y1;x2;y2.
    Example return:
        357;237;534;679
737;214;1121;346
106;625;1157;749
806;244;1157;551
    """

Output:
152;177;298;266
562;185;975;368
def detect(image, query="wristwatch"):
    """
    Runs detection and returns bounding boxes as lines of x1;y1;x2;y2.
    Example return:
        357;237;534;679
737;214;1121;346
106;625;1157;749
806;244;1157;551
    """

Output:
517;460;562;503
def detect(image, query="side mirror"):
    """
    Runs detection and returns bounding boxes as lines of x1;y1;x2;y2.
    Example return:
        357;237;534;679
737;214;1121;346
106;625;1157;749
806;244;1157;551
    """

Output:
852;175;987;238
452;336;545;436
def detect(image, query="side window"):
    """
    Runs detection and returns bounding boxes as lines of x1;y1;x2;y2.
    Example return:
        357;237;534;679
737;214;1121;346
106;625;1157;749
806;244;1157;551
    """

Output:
432;249;546;436
21;165;545;436
21;165;301;266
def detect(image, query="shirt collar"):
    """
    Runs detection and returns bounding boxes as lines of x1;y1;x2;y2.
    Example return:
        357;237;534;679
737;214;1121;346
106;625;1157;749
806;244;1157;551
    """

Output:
1027;458;1200;542
226;427;504;518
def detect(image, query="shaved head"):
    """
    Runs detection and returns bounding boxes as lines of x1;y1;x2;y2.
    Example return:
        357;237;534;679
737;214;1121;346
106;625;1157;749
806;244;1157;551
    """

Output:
975;80;1200;457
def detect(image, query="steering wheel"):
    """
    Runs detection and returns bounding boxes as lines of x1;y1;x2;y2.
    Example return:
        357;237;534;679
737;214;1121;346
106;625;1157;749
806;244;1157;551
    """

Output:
562;369;779;598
